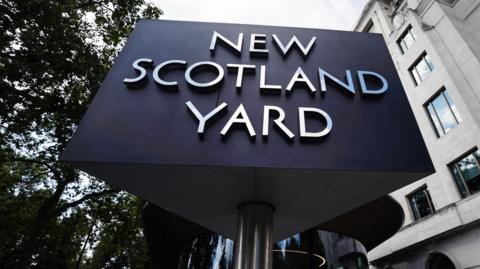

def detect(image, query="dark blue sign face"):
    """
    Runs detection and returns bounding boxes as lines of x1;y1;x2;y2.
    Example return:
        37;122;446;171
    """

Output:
62;20;434;241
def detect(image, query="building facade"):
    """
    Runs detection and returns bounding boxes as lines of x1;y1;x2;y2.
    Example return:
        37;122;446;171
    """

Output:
354;0;480;268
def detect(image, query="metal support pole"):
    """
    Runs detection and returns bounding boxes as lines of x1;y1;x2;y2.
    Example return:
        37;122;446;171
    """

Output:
233;202;274;269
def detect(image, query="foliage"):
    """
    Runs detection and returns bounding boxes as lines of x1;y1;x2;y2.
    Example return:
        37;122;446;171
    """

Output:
0;0;162;268
84;195;151;268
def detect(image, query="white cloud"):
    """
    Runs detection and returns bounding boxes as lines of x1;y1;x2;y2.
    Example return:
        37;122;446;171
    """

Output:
153;0;369;30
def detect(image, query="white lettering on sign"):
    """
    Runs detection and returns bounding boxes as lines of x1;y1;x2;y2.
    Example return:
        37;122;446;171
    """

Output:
209;31;243;55
286;67;317;93
272;34;316;57
186;101;228;134
226;64;256;90
220;104;256;137
123;31;391;141
262;106;295;140
185;101;331;139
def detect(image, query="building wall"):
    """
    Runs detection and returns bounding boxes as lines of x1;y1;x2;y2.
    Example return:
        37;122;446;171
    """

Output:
354;0;480;268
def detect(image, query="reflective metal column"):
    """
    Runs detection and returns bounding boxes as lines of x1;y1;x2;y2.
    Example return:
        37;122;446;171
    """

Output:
233;202;274;269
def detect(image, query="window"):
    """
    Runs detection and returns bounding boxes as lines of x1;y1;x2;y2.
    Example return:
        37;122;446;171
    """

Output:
367;24;376;33
409;53;435;85
363;20;375;33
425;89;462;137
397;26;417;54
438;0;459;7
450;149;480;198
408;186;435;220
393;0;405;9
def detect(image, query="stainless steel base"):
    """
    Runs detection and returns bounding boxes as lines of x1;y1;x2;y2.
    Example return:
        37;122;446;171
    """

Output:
233;202;274;269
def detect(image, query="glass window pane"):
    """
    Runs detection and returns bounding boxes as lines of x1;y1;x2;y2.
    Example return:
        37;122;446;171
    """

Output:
410;53;434;85
427;103;445;137
410;28;417;40
432;94;458;133
400;41;408;54
427;103;445;136
451;165;469;198
416;58;431;81
425;54;435;71
443;90;462;122
417;190;433;217
411;68;421;85
410;198;421;220
458;154;480;195
403;32;414;49
397;26;416;54
367;24;376;33
409;188;434;220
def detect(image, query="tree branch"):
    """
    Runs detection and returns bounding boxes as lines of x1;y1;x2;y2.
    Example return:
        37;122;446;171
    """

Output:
1;157;56;171
100;3;115;13
74;0;104;10
50;189;117;217
28;170;52;181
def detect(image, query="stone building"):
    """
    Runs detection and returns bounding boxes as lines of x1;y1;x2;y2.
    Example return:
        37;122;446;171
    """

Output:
354;0;480;268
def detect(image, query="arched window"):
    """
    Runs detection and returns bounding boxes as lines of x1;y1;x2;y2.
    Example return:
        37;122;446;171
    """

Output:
429;253;455;269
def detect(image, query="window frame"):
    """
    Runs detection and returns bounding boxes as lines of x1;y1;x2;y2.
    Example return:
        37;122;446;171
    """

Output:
448;148;480;198
406;185;435;221
396;25;416;54
438;0;459;7
363;20;375;33
409;52;435;85
423;88;462;137
393;0;405;9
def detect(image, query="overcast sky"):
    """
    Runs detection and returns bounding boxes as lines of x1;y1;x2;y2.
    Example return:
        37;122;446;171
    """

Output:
155;0;369;30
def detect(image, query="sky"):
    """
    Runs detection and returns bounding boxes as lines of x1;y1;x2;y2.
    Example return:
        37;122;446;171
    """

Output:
155;0;370;30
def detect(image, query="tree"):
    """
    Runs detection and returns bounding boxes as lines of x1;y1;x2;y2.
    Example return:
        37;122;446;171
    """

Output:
0;0;162;267
82;195;151;269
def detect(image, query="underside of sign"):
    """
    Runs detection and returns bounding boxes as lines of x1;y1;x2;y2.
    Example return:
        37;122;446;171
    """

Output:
62;20;434;242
